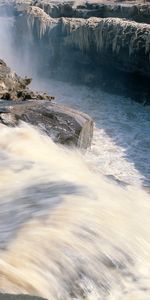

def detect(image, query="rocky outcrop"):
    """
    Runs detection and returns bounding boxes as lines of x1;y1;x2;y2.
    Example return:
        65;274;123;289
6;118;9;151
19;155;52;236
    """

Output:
8;0;150;24
0;59;55;101
0;60;93;148
0;100;93;148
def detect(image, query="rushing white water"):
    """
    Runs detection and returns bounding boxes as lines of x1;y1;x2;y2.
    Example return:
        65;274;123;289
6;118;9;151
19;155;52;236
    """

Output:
31;79;150;188
0;123;150;300
0;13;150;188
1;11;150;300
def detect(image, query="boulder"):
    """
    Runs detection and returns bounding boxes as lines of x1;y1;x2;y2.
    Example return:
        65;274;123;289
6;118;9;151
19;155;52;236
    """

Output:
0;100;93;148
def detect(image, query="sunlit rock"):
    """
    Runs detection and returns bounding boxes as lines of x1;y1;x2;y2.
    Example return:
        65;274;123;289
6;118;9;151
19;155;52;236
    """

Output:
0;59;54;101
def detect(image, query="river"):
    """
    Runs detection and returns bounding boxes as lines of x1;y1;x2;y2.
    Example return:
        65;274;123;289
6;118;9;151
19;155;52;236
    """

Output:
31;78;150;188
0;13;150;300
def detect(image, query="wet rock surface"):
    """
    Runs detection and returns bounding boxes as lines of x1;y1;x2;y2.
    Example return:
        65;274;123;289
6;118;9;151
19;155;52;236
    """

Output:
0;60;93;148
0;100;93;148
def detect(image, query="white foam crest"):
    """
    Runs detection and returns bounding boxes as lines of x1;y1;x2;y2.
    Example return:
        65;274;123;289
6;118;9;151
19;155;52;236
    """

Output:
0;124;150;299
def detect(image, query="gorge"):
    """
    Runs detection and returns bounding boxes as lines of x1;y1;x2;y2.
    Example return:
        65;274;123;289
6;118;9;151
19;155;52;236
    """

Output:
1;0;150;102
0;1;150;300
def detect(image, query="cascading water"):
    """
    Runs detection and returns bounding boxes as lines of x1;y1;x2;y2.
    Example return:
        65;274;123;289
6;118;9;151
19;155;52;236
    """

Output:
31;79;150;187
0;124;150;300
0;6;150;300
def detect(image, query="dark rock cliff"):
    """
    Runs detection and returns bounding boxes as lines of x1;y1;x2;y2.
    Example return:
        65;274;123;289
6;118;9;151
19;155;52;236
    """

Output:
1;0;150;102
25;4;150;75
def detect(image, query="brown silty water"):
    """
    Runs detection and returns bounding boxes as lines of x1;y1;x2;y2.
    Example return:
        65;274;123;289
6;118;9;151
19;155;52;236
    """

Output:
0;124;150;299
0;6;150;299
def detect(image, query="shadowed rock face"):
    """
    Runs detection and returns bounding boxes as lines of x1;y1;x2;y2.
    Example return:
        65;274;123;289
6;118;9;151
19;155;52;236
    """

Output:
1;1;150;102
5;0;150;103
0;100;93;148
19;5;150;77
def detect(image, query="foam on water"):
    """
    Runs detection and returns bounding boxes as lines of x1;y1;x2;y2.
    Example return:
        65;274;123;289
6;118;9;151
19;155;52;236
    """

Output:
31;79;150;187
0;6;150;300
0;123;150;299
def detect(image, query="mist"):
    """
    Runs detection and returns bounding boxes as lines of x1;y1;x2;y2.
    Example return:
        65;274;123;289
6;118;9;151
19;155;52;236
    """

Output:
0;16;15;67
0;1;150;299
0;1;150;189
0;11;40;78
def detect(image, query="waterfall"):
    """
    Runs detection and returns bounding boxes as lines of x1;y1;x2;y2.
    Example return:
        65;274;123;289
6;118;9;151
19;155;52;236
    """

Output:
0;123;150;299
1;3;150;299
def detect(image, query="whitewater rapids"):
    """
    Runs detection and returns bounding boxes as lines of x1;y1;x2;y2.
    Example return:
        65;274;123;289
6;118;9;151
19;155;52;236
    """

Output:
0;123;150;299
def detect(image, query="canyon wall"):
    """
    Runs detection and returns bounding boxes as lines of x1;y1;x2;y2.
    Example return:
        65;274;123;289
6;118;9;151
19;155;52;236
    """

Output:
11;1;150;76
1;0;150;102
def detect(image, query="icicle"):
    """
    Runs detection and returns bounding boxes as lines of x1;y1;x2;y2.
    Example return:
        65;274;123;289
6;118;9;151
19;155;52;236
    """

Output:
62;17;150;60
26;6;58;39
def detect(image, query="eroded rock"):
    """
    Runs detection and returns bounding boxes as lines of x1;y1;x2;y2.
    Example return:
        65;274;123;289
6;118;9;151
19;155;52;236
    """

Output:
11;1;150;78
0;59;54;101
2;1;150;102
0;100;93;148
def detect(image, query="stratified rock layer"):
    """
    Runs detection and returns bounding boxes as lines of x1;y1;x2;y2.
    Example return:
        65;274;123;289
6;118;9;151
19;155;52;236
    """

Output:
1;0;150;102
61;17;150;76
10;0;150;78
